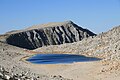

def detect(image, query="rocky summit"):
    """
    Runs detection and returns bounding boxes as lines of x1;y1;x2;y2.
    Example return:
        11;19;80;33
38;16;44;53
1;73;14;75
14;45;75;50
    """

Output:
0;21;96;50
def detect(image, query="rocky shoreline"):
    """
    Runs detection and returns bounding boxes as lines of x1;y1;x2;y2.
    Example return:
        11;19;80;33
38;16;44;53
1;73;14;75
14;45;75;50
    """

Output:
0;42;72;80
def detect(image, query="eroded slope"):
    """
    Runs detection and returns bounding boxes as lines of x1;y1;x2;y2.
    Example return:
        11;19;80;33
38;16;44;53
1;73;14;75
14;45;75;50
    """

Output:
0;21;96;50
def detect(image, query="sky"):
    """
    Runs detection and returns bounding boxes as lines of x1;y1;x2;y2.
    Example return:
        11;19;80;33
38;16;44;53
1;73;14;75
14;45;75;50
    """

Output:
0;0;120;34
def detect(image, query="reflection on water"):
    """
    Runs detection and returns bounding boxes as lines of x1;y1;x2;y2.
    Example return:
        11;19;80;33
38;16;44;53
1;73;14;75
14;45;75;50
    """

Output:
26;54;101;64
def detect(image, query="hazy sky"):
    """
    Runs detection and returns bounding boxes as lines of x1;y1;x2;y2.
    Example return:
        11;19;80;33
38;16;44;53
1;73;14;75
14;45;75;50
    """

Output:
0;0;120;34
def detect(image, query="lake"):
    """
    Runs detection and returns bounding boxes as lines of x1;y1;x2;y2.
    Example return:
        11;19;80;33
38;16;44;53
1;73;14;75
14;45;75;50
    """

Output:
26;54;101;64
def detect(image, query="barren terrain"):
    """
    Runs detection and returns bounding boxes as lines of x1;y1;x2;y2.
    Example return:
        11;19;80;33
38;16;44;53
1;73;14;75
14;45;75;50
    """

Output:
0;21;120;80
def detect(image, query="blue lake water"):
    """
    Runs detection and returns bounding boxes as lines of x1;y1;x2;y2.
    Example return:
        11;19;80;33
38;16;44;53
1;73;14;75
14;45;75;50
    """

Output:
26;54;101;64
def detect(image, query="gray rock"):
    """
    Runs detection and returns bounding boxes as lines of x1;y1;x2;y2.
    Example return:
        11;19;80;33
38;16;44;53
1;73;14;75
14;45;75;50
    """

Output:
0;72;3;78
2;21;95;50
4;74;10;80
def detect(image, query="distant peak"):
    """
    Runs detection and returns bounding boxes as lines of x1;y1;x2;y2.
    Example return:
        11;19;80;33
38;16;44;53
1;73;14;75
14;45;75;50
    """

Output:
63;20;74;24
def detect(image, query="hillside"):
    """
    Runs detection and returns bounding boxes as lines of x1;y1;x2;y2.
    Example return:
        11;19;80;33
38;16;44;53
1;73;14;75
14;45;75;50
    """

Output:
0;21;96;50
35;25;120;60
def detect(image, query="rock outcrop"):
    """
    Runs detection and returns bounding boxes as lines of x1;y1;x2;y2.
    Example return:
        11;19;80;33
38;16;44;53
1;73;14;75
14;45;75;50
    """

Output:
35;25;120;60
0;21;96;50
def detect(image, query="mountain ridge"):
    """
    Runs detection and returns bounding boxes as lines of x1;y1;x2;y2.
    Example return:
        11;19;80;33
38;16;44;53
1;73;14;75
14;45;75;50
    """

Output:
0;21;96;50
35;25;120;60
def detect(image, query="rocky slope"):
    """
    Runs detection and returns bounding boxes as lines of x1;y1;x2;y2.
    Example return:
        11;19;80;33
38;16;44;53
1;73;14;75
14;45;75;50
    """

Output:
0;21;96;50
0;22;120;80
35;25;120;60
0;41;71;80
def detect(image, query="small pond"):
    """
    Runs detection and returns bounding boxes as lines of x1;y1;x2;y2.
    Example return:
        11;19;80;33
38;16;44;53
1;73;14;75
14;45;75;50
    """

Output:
26;54;101;64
